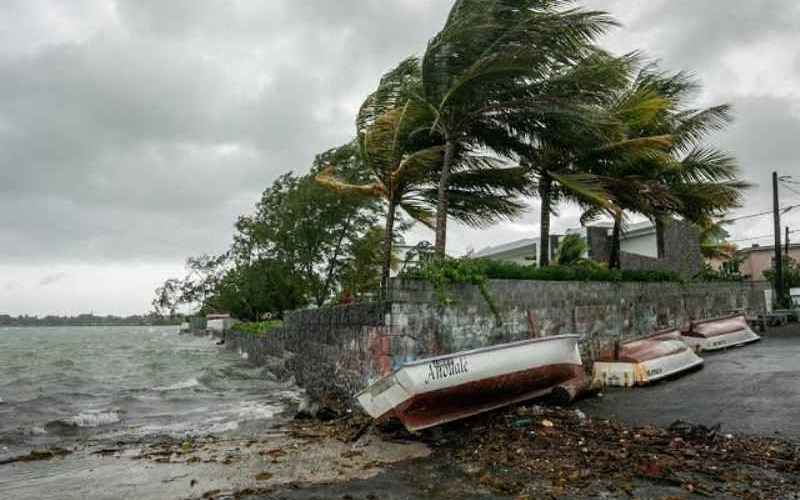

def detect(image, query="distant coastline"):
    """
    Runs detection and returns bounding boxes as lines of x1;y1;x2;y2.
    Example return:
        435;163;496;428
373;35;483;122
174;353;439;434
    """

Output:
0;314;183;328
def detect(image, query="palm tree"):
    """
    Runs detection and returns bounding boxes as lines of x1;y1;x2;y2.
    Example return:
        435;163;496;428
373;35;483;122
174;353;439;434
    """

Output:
414;0;617;257
317;60;529;297
514;50;640;266
582;65;749;268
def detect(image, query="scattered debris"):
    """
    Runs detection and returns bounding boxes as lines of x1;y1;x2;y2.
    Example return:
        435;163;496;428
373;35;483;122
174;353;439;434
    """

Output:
436;405;800;499
0;448;72;465
255;471;273;481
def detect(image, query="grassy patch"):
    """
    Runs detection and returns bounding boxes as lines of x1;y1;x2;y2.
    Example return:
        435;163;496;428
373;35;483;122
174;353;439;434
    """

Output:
230;320;283;336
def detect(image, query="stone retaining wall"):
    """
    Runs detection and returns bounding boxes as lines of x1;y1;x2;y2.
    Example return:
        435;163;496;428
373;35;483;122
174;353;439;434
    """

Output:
217;279;769;405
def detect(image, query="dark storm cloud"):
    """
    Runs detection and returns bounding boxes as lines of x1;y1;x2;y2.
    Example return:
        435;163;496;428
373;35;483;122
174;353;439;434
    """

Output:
593;0;800;236
0;0;798;267
0;0;451;263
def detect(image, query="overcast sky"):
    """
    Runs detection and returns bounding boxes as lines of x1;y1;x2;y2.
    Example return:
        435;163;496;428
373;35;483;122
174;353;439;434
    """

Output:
1;1;798;316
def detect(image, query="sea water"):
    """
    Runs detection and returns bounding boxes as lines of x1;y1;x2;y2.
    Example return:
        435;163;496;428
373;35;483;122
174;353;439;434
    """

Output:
0;326;297;498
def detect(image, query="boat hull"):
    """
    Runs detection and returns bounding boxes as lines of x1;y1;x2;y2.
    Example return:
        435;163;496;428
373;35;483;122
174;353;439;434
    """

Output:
683;315;761;352
356;335;584;432
592;330;703;387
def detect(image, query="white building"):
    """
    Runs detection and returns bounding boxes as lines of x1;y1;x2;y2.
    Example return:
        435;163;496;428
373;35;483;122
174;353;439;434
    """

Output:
472;238;539;265
207;314;238;333
475;220;660;265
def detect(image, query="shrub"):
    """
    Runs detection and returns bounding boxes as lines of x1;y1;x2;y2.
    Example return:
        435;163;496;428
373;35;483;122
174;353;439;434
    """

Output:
230;320;283;336
470;259;680;283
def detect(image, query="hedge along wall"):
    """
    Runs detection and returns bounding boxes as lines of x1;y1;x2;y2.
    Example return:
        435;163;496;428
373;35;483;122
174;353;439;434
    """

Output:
220;279;768;405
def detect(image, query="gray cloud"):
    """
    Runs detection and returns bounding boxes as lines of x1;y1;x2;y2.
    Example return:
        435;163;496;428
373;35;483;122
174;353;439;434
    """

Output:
0;0;798;313
39;272;68;286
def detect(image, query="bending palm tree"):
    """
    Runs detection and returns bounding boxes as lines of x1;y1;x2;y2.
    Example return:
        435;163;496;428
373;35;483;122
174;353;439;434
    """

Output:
583;65;749;268
317;60;529;297
416;0;617;257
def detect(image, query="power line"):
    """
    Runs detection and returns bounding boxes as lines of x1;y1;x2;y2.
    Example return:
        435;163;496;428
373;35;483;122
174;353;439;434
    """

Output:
721;203;800;224
780;180;800;198
730;234;776;243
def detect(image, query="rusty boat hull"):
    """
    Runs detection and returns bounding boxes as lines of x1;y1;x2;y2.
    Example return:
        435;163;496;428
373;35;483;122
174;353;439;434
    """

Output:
355;335;584;432
592;329;703;387
682;314;761;352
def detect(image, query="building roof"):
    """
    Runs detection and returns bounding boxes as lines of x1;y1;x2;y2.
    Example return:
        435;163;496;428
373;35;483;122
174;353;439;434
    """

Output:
618;220;656;239
737;243;800;255
474;238;537;258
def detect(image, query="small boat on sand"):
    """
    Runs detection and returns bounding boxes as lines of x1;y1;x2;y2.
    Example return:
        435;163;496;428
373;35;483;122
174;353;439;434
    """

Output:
682;314;761;352
355;335;585;432
592;329;703;387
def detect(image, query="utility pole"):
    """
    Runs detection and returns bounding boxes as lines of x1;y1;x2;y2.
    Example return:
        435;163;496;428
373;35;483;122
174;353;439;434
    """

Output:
787;226;791;256
773;172;784;306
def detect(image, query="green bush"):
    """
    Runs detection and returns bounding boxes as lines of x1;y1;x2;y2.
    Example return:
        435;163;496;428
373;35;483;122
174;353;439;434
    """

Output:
230;320;283;336
470;259;680;283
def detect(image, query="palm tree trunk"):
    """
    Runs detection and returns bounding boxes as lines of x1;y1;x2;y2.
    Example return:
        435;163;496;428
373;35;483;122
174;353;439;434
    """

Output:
538;175;553;267
434;138;456;258
609;213;622;269
655;217;666;259
380;200;397;301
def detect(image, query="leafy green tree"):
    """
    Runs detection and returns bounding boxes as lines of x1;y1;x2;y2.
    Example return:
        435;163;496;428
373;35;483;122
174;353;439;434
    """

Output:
337;226;386;301
207;259;306;321
555;234;588;266
233;145;381;306
764;257;800;308
417;0;616;256
152;278;181;318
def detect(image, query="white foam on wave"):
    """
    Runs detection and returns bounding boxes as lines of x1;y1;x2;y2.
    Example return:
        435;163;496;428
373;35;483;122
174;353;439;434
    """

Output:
153;378;201;392
66;410;121;428
230;401;280;421
239;350;249;361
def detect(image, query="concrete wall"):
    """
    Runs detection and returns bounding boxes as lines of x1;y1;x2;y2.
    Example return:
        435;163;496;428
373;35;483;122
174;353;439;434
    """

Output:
217;278;768;407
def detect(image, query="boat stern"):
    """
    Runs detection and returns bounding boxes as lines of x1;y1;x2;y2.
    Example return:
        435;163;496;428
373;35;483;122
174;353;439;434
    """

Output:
683;315;762;352
355;374;411;420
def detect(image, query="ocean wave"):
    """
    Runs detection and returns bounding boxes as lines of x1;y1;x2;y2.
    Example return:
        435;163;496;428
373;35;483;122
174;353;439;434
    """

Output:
64;410;121;428
152;378;201;392
230;401;280;421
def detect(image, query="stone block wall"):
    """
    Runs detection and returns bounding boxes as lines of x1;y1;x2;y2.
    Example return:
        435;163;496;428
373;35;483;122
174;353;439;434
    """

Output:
387;279;768;364
221;302;392;404
220;279;768;405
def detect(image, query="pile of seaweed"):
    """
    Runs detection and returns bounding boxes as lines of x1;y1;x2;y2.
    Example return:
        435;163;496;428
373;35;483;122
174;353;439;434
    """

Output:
302;405;800;499
438;405;800;499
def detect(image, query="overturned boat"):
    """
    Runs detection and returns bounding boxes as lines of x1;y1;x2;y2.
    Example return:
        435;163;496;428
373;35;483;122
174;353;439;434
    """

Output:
682;314;761;352
355;335;585;432
592;329;704;387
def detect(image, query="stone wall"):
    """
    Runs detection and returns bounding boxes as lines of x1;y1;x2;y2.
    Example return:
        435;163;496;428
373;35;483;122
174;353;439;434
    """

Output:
221;303;391;405
388;279;768;362
219;279;768;406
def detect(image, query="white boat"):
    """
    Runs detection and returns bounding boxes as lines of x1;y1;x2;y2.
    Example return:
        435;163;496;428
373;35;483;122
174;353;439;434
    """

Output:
592;329;704;387
682;314;761;352
355;335;585;432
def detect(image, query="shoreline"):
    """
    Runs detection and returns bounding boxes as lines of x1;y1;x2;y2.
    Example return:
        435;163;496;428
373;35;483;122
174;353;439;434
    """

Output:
9;403;797;500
